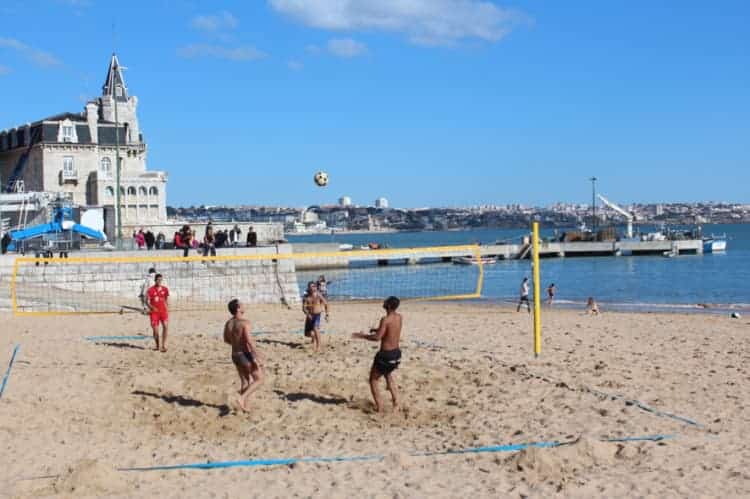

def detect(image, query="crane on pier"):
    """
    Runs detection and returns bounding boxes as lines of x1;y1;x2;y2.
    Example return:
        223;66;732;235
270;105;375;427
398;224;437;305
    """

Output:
597;194;635;239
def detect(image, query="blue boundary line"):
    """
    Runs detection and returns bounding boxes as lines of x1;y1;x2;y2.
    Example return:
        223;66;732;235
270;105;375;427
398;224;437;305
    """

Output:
0;344;20;400
119;434;673;472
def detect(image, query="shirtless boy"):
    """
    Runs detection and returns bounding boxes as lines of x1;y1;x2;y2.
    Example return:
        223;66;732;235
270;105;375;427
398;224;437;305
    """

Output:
352;296;402;413
223;299;264;412
303;281;329;352
147;273;169;352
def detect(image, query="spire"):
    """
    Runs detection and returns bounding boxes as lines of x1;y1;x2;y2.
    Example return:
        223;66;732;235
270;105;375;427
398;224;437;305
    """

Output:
102;53;128;101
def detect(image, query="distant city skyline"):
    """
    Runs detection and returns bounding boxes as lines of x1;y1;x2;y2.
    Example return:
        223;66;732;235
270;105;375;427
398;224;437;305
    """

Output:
1;1;748;207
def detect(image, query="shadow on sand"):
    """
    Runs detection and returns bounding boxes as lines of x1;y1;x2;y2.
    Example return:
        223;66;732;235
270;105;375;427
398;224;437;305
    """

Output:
133;390;231;417
273;390;347;406
96;342;148;350
258;338;304;350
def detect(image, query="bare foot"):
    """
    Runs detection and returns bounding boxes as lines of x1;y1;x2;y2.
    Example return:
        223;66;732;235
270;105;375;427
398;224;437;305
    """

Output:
153;346;160;351
160;347;167;353
237;396;249;412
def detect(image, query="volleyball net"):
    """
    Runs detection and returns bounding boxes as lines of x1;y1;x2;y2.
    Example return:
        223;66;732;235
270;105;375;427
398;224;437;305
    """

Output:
10;245;484;315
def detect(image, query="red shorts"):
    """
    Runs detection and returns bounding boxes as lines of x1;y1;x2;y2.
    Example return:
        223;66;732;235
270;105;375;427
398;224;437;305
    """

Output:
150;310;168;327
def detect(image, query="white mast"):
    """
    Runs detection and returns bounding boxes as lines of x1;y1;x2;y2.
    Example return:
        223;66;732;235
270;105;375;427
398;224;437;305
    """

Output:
597;194;634;238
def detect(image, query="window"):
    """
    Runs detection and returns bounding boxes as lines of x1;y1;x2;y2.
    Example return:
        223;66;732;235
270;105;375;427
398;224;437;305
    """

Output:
63;156;74;175
115;85;123;97
138;186;147;196
127;186;136;196
149;186;158;196
62;125;74;142
101;157;112;178
105;186;114;197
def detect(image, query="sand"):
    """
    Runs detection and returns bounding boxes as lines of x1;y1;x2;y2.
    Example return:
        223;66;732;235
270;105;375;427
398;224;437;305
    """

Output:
0;302;749;498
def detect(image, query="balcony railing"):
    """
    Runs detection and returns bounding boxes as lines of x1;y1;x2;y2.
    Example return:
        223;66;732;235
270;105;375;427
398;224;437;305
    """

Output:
60;169;78;183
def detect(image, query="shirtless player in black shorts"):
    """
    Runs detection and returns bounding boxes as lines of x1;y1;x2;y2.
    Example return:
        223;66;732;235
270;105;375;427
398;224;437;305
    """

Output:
224;299;264;412
352;296;402;413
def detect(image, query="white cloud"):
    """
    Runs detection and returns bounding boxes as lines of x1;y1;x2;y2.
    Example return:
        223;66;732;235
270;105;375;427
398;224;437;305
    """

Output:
177;44;266;61
305;44;322;55
0;38;62;67
269;0;526;46
327;38;367;58
190;11;239;32
0;64;11;75
287;59;304;70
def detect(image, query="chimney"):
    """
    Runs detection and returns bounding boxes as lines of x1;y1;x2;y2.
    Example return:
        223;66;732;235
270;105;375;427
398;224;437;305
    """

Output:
86;101;99;144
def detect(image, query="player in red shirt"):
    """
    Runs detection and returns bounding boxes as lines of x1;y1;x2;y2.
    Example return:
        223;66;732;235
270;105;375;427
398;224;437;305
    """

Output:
147;273;170;352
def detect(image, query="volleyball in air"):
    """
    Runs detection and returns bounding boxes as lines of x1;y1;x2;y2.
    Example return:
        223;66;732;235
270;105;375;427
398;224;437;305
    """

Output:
314;171;329;187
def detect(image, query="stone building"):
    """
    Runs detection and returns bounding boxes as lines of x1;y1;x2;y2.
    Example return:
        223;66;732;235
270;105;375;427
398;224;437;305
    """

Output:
0;54;168;227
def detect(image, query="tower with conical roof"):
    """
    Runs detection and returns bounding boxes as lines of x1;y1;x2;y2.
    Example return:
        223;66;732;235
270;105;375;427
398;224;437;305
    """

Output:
99;53;141;145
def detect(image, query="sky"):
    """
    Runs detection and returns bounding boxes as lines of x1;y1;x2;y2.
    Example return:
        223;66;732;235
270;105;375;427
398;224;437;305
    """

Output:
1;0;748;208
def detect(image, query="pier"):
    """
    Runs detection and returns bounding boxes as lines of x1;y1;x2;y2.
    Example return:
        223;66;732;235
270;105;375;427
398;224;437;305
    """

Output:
292;239;704;270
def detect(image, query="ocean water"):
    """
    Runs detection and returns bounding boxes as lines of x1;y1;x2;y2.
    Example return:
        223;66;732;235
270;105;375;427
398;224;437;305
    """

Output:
288;224;750;311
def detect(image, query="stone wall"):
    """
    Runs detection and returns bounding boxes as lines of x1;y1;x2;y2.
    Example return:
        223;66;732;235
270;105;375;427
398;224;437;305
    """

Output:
2;245;301;313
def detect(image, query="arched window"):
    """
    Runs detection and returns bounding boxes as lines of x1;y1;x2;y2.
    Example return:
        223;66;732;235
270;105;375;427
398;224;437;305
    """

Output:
149;186;158;196
119;186;126;196
127;186;136;196
100;157;112;178
138;186;147;196
105;186;114;197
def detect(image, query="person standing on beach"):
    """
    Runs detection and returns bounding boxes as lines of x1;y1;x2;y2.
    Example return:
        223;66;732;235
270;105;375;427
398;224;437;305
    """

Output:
547;283;556;305
147;273;170;352
303;281;329;352
316;275;330;299
517;277;531;313
352;296;403;413
224;299;264;412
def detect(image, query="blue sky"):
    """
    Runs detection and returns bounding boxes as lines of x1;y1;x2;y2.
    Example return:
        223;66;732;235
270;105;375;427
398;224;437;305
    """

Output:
1;0;748;208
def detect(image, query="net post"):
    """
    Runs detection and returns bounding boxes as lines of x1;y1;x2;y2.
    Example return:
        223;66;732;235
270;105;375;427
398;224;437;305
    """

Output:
532;222;542;356
474;245;484;297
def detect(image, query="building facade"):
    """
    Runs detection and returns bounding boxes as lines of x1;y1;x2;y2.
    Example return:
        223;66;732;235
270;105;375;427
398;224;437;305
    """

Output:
0;54;168;227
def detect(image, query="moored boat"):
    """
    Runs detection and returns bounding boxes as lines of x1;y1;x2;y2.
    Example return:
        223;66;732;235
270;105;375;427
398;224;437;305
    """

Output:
452;256;497;265
703;235;727;253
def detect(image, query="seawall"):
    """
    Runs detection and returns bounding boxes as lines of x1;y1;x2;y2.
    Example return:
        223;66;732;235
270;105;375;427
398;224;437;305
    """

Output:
1;245;301;313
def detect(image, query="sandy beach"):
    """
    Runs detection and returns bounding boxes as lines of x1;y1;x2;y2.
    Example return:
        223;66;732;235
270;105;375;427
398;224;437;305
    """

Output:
1;302;749;498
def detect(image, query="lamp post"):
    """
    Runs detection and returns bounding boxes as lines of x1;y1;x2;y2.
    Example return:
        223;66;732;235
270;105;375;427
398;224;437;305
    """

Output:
589;176;597;232
114;83;123;249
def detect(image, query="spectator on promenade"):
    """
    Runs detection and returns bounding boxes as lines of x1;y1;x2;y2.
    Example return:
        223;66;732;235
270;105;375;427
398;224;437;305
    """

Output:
216;229;228;248
204;225;216;257
156;232;165;250
145;230;155;250
135;229;146;250
229;224;242;247
247;226;257;247
178;225;192;257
